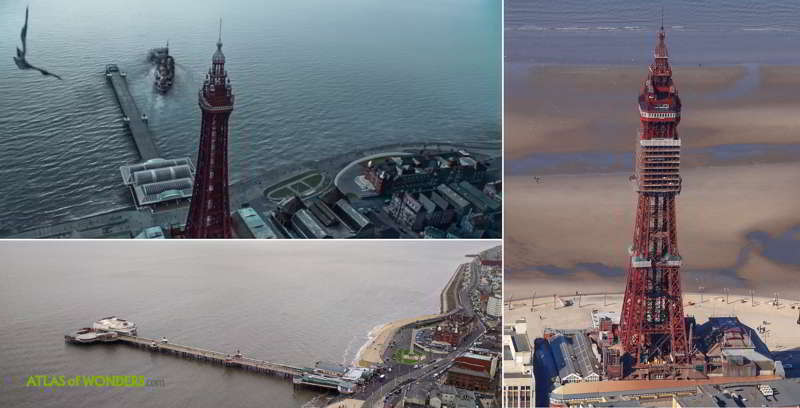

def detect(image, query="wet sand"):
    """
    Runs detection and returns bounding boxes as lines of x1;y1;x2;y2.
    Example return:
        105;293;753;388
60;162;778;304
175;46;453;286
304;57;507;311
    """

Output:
505;64;800;161
505;162;800;294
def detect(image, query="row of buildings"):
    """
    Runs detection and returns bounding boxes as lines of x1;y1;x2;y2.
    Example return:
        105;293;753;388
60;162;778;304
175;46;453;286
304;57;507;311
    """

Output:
394;249;503;408
503;304;795;408
549;379;800;407
539;313;781;390
384;181;501;239
400;382;484;408
397;350;500;408
471;253;503;321
368;151;501;238
226;187;378;239
363;151;489;196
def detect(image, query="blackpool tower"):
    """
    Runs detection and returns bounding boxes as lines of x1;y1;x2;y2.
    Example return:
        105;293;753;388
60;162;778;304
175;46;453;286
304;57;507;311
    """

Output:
618;24;689;373
185;23;235;238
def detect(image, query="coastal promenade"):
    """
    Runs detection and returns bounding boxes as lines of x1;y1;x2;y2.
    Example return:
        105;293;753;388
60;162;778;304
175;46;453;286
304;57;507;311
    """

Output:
3;141;500;238
356;263;470;367
351;257;492;407
506;291;800;353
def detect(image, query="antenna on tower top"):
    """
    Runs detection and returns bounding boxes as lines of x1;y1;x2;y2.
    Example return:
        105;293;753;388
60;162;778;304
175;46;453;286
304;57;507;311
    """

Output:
660;7;664;31
218;18;222;44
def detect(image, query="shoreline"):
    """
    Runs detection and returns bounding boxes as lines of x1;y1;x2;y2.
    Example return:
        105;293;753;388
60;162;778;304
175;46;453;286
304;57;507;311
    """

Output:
352;313;443;368
3;141;500;238
352;262;467;368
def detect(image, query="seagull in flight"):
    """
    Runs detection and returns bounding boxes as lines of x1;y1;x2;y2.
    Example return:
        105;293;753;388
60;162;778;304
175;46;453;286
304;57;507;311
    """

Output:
13;6;62;80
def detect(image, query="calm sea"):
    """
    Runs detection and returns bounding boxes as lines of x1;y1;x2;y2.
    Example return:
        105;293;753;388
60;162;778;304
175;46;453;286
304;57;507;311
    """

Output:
0;0;500;232
506;0;800;65
0;240;494;408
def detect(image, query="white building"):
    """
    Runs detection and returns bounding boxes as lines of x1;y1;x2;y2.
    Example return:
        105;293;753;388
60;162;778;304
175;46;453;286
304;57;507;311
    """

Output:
93;316;137;335
503;319;535;408
487;295;502;318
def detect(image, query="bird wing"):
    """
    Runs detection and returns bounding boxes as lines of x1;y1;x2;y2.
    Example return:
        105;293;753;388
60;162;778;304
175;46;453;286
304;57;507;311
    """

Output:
20;6;28;56
29;64;63;80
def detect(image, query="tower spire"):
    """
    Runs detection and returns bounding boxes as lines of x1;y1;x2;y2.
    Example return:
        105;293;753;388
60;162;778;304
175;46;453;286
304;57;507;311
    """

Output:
654;10;669;60
217;18;223;48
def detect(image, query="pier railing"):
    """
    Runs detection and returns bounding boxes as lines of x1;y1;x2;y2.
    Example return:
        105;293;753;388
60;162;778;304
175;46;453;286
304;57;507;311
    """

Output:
116;334;304;379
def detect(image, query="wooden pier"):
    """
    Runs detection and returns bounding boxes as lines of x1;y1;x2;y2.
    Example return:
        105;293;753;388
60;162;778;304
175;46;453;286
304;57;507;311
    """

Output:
116;334;304;380
105;64;161;161
66;331;360;394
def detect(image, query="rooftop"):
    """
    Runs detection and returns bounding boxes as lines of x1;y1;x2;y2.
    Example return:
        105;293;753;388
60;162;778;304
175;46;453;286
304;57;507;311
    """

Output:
511;333;531;353
119;158;195;208
232;208;278;239
550;330;600;381
551;376;783;399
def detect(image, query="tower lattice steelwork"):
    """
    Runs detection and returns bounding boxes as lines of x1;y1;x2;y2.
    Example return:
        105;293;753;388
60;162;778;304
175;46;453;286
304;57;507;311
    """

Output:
619;25;689;370
185;23;234;238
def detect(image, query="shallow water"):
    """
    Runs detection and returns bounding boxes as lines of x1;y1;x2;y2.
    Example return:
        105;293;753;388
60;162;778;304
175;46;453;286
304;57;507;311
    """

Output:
506;0;800;65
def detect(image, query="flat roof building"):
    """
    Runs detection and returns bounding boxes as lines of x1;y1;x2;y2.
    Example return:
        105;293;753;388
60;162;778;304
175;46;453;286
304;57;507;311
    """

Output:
504;323;534;408
231;208;278;239
120;158;196;209
550;330;601;384
674;380;800;407
291;209;330;239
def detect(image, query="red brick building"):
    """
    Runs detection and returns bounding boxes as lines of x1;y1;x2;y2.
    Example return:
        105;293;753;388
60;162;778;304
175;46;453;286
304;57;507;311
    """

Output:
432;314;474;347
446;353;496;392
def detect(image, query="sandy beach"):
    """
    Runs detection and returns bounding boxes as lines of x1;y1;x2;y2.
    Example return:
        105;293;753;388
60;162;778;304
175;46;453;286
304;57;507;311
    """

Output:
354;313;442;367
505;291;800;352
505;162;800;296
505;64;800;161
354;263;467;367
505;61;800;319
324;399;364;408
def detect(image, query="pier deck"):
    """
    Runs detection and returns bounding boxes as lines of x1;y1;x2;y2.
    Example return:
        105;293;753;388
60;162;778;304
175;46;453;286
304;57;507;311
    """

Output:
116;334;304;379
105;65;160;161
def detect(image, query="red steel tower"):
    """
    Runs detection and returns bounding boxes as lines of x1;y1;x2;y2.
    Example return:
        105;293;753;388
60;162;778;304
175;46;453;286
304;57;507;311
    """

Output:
185;24;235;238
619;25;689;370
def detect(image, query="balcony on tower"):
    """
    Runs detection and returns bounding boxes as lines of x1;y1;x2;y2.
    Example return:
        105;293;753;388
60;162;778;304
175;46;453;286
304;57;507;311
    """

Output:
634;136;681;193
631;256;652;268
662;253;682;267
638;98;680;122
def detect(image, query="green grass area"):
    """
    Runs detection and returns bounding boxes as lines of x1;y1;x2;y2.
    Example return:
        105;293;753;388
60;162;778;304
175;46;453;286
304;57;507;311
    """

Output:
293;182;311;193
393;349;425;365
304;173;323;187
269;187;294;199
264;171;325;201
